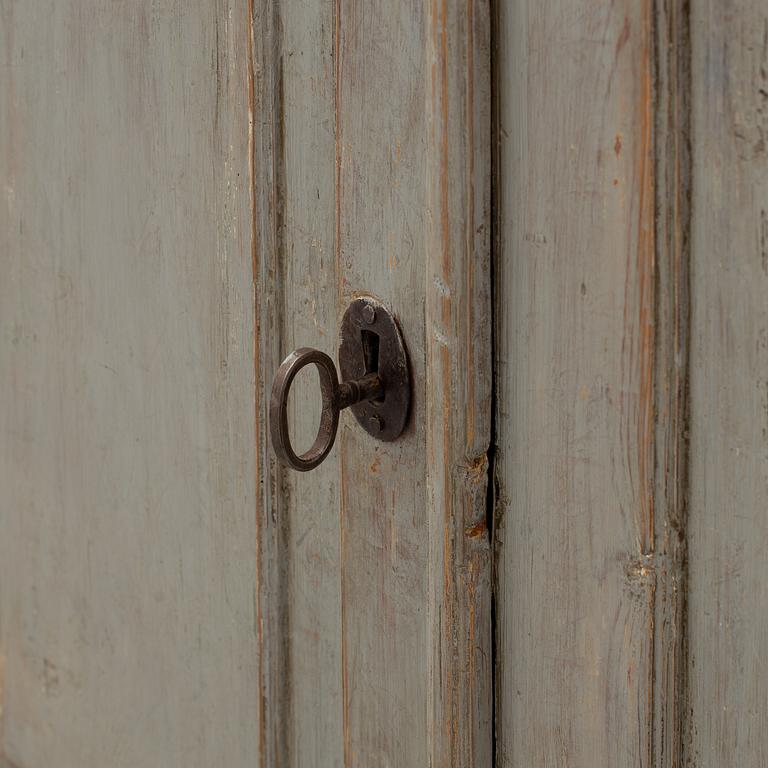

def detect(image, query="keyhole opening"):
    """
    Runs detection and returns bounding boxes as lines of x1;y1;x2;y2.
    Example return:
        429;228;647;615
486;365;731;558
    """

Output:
361;329;379;374
361;329;385;403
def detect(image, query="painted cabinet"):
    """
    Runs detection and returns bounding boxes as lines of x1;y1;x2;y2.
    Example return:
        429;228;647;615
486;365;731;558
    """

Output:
1;1;765;766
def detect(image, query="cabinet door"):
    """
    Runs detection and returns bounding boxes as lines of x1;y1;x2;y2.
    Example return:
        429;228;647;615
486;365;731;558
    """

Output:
1;2;259;765
495;2;768;766
0;1;493;766
252;2;492;766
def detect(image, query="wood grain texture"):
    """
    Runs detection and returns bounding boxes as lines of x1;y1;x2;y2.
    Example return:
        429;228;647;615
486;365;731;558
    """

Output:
335;2;431;765
651;3;692;764
250;1;291;764
495;1;691;764
253;0;492;764
425;1;493;765
687;2;768;765
253;1;345;765
0;0;493;762
0;1;259;765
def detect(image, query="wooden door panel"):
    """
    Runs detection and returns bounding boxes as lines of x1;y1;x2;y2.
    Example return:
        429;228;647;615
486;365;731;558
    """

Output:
337;5;430;764
11;0;765;765
496;2;661;762
253;1;492;766
495;1;767;766
688;2;768;764
0;1;491;764
0;1;258;765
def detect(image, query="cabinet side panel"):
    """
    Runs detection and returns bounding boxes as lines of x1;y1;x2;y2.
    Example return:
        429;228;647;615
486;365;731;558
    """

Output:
687;2;768;765
0;2;259;765
496;2;663;764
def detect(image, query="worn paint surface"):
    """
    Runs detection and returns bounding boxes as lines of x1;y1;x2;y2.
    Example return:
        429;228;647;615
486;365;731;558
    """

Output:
11;0;766;765
0;1;258;765
1;0;492;764
687;1;768;765
253;0;493;765
495;1;691;765
496;0;768;766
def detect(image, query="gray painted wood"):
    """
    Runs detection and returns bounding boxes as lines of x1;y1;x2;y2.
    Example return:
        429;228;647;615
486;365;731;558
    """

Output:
335;2;431;763
424;2;493;764
651;3;692;762
0;1;259;765
495;2;690;765
251;2;290;763
0;0;493;766
6;0;767;765
687;2;768;765
256;1;345;765
496;1;768;765
254;0;492;765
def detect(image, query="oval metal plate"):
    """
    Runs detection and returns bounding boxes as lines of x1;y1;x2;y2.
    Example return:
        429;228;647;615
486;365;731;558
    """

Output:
338;296;410;442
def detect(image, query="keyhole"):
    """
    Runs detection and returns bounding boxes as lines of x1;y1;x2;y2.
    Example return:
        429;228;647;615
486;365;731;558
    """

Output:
361;329;385;403
361;329;379;374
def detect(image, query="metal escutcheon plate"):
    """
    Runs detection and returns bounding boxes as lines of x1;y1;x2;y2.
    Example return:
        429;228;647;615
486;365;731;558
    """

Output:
338;296;410;442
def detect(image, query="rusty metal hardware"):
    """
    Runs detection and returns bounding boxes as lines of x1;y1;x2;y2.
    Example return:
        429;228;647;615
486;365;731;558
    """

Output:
270;296;410;471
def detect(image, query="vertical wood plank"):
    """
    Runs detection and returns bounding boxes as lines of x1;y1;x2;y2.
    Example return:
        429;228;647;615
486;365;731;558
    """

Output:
651;2;692;763
0;0;494;763
251;0;290;764
687;2;768;765
0;1;259;765
495;2;680;764
335;3;430;764
425;0;493;765
252;1;345;764
253;1;493;765
335;0;492;763
284;0;345;764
